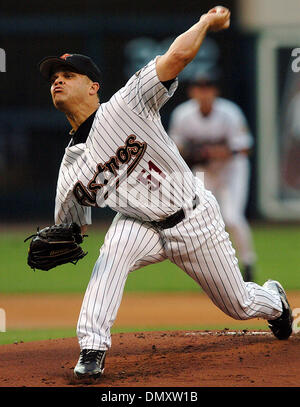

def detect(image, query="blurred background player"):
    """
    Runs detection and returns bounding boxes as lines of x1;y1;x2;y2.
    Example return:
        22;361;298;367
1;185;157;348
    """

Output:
169;71;256;281
281;87;300;191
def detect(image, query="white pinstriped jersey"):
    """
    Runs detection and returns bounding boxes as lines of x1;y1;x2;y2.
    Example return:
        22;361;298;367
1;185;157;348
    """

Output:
55;57;202;226
169;98;253;152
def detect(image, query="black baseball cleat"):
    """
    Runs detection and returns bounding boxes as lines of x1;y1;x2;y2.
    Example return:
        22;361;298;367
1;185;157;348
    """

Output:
263;279;293;340
74;349;106;379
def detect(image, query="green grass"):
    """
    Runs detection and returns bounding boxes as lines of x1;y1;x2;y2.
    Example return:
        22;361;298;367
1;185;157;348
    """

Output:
0;322;270;345
1;223;300;294
251;225;300;288
0;328;77;345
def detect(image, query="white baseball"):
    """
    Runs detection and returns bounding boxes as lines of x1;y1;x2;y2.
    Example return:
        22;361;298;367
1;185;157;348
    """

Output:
215;6;226;13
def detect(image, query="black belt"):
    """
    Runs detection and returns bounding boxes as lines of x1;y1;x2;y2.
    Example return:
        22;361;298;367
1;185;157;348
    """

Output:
151;195;199;230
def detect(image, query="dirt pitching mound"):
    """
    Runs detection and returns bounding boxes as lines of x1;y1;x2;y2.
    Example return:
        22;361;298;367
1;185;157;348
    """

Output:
0;330;299;388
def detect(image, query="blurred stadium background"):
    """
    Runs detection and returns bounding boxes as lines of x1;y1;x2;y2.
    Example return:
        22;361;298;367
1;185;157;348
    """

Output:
0;0;299;343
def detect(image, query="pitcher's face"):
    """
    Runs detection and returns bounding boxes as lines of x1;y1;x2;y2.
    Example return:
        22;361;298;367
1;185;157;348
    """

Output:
50;70;93;111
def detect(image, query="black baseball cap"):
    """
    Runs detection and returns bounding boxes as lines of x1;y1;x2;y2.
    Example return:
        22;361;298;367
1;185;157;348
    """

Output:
38;53;102;83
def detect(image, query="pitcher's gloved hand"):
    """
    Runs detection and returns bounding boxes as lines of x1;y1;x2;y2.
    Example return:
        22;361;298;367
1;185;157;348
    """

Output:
24;222;87;271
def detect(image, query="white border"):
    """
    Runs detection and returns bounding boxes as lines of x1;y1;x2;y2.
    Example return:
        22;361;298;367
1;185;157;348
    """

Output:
257;28;300;220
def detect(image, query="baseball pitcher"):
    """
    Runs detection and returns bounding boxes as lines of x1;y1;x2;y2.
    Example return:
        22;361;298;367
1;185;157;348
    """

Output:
35;6;293;380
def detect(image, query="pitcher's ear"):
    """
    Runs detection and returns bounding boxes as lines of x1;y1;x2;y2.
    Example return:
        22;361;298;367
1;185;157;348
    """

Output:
90;82;100;96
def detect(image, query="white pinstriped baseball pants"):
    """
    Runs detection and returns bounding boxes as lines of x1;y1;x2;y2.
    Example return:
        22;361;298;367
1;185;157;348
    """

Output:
77;189;283;351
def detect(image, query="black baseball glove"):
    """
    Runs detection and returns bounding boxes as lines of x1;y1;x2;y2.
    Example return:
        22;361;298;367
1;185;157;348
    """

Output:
24;222;87;271
183;142;211;167
183;139;231;168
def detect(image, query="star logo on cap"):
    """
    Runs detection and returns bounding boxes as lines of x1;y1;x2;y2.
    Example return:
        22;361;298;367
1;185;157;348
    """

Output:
60;53;72;60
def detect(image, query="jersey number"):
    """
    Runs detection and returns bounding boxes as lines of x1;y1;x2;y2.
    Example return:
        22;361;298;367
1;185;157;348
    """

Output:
137;161;166;191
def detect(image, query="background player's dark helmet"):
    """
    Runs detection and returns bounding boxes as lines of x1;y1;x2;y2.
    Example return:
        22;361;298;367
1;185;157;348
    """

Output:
188;69;220;88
